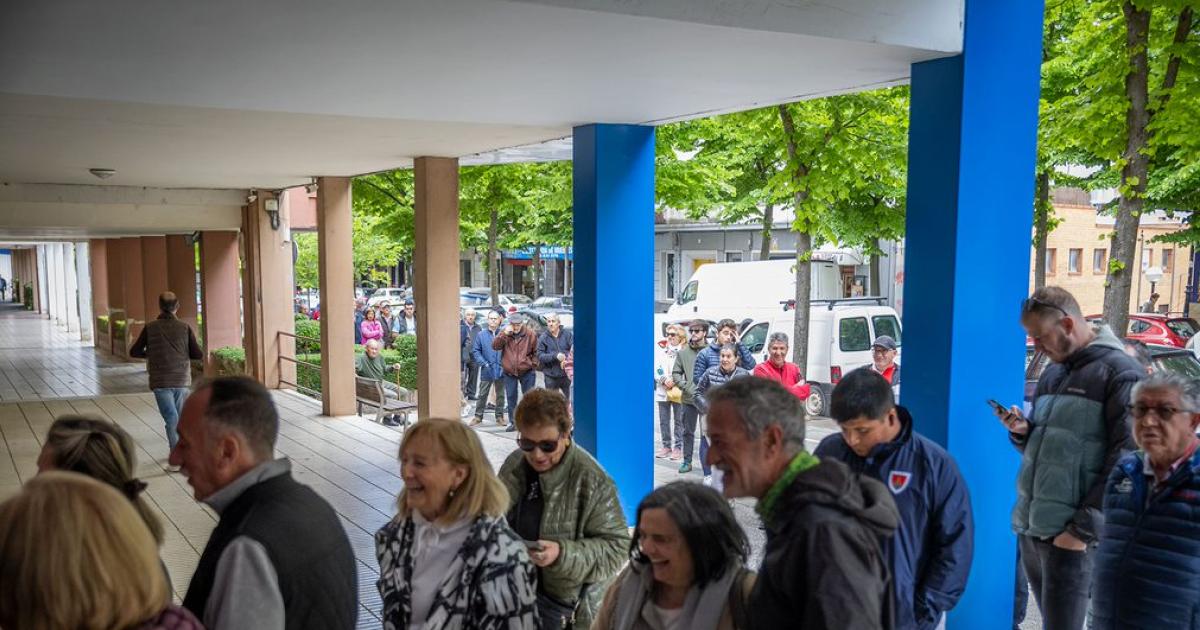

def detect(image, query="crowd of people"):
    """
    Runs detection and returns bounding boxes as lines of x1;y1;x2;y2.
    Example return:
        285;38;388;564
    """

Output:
4;284;1199;630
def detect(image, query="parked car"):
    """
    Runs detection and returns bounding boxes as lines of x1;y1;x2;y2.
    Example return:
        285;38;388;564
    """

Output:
1025;342;1200;403
1086;313;1199;348
531;295;573;310
518;308;574;334
736;298;902;417
368;287;409;308
459;288;533;315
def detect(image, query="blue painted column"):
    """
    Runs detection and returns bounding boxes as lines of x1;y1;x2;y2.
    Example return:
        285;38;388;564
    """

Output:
901;0;1044;628
573;124;655;521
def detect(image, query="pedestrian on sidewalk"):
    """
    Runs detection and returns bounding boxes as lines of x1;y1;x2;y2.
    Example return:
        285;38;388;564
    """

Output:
752;332;811;400
359;307;384;346
996;286;1143;630
536;312;573;401
378;303;397;349
129;291;203;454
692;319;756;381
705;376;898;629
817;368;974;630
0;275;6;302
470;310;508;427
172;377;357;630
654;324;686;459
695;344;750;487
868;335;902;400
670;320;708;472
394;299;417;335
493;313;538;433
461;309;481;400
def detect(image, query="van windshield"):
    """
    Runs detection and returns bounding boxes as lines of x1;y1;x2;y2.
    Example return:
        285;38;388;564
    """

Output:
741;323;769;354
678;281;698;305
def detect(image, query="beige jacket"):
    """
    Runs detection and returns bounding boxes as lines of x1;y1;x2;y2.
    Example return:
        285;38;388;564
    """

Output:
591;565;756;630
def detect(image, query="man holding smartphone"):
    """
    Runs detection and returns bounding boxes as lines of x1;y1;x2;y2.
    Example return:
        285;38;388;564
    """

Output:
996;287;1143;630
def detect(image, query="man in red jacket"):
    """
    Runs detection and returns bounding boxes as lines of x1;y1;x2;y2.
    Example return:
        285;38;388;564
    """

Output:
752;332;811;401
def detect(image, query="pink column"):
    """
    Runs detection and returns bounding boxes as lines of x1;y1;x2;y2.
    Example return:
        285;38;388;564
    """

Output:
167;235;199;328
89;240;109;348
240;195;295;388
316;177;355;416
199;231;242;376
141;236;169;322
414;157;463;420
119;238;146;355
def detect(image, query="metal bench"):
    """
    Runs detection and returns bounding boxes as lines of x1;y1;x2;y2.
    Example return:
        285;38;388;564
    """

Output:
355;376;417;428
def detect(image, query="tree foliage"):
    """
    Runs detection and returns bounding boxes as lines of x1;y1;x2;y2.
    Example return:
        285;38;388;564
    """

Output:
293;212;405;289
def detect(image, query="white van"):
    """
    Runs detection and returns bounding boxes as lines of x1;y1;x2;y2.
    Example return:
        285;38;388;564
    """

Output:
666;259;842;323
737;298;902;417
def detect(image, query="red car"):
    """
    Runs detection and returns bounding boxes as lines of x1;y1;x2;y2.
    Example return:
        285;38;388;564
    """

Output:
1086;313;1200;348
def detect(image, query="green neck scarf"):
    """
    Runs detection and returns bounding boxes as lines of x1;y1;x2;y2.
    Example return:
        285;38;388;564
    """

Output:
756;451;820;525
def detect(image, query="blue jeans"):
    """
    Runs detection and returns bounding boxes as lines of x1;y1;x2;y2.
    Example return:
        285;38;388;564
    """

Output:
503;371;536;426
153;387;189;450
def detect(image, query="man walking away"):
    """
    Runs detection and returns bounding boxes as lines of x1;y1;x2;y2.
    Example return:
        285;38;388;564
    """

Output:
994;286;1143;630
129;291;203;456
537;312;573;401
668;320;709;472
818;368;974;630
492;313;537;432
171;377;357;630
705;377;898;629
461;309;481;400
470;310;508;427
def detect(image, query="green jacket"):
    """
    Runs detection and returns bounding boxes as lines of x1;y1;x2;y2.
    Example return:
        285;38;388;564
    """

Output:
498;444;630;628
671;341;707;406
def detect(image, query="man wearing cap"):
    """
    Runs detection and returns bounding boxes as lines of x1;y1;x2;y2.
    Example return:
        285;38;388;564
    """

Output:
869;335;901;400
492;312;538;432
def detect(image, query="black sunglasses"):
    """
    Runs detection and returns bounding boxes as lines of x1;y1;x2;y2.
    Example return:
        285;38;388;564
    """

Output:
1021;297;1070;319
517;434;563;453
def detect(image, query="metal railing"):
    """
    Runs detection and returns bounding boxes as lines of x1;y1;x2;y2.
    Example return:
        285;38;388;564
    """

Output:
277;330;322;399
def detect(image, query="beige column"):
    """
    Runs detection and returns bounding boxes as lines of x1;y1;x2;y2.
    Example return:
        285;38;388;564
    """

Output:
89;240;109;348
166;235;199;328
141;236;169;321
414;157;462;420
316;177;356;416
199;231;242;376
241;194;295;388
119;238;146;355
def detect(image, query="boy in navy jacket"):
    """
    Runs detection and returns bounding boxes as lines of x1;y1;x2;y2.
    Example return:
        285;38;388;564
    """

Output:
816;367;974;630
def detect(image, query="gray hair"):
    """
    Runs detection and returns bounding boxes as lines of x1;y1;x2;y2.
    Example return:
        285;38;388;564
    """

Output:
768;332;789;346
706;377;806;456
1131;372;1200;413
194;377;279;460
365;339;382;350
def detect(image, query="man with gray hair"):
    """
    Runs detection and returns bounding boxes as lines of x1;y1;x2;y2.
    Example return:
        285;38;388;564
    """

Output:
705;376;899;628
752;331;811;401
1091;372;1200;629
355;339;403;427
171;376;356;630
130;291;203;455
995;285;1143;630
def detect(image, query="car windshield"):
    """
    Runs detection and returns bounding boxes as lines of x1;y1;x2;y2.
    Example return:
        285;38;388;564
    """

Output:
1154;353;1200;379
1166;318;1199;339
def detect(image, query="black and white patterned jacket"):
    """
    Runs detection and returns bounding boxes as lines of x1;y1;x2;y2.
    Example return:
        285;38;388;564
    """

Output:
375;513;538;629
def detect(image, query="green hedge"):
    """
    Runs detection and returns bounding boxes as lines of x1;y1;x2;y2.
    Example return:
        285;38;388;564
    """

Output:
22;285;33;310
293;335;418;397
294;319;321;353
112;319;127;337
213;346;246;376
96;315;110;334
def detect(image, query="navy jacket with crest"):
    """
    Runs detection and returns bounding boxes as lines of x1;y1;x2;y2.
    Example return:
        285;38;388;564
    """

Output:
815;407;974;630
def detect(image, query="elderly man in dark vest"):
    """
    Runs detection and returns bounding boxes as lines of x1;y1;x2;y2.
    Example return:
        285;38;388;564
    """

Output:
170;377;357;630
130;291;203;457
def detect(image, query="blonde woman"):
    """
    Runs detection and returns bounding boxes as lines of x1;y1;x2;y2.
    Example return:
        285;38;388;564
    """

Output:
37;415;164;545
654;324;687;459
376;418;537;629
0;471;203;630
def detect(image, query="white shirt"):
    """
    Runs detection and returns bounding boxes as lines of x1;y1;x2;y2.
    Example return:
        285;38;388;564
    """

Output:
405;316;417;334
651;603;686;630
409;512;471;627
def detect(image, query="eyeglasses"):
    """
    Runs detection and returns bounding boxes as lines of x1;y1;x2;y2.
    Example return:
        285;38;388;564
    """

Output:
688;328;706;333
1128;404;1191;419
1021;297;1071;319
517;435;563;453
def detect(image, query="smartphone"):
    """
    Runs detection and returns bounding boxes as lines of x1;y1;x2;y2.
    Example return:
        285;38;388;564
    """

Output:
986;399;1008;414
523;540;544;552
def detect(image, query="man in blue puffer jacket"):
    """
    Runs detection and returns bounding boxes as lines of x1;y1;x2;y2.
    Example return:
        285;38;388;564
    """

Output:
1092;371;1200;630
816;367;974;630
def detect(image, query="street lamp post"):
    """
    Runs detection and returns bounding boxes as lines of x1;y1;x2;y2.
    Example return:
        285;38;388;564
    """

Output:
1144;265;1164;312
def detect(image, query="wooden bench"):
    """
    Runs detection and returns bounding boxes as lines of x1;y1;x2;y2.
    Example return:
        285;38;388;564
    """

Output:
355;376;417;428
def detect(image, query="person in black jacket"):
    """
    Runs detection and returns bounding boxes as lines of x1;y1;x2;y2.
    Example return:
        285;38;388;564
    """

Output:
817;368;974;630
705;376;899;629
536;312;574;401
461;309;482;400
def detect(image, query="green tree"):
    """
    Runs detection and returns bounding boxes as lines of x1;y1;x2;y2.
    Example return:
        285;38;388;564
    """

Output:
292;212;405;289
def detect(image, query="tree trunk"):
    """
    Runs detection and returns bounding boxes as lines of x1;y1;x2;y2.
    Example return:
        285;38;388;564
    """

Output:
532;244;542;298
1103;1;1151;336
488;206;500;305
1033;171;1050;290
777;103;813;371
869;237;882;297
760;203;774;260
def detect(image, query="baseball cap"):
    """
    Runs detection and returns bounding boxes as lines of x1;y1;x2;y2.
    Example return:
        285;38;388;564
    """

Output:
506;313;526;326
872;335;898;351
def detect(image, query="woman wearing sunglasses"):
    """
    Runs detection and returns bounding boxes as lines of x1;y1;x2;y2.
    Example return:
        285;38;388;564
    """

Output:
499;388;631;630
593;482;754;630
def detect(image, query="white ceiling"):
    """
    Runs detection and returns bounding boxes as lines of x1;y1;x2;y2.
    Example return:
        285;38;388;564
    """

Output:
0;0;960;236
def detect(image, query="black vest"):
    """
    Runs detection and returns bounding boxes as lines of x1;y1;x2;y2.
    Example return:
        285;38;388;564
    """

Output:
183;472;357;630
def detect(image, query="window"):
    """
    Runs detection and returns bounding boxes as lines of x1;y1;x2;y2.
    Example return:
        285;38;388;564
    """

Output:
678;280;698;305
741;323;769;354
1129;320;1151;334
1163;249;1174;273
1093;249;1107;274
872;315;902;347
459;260;472;288
725;251;743;263
1068;248;1082;274
665;253;677;299
1166;318;1198;339
839;317;871;352
1045;249;1057;275
1142;248;1153;270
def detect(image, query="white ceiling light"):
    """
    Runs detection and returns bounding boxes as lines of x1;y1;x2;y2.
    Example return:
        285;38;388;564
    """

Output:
88;168;116;179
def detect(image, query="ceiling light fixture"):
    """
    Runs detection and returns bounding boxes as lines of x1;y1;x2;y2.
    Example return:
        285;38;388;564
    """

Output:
88;168;116;179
